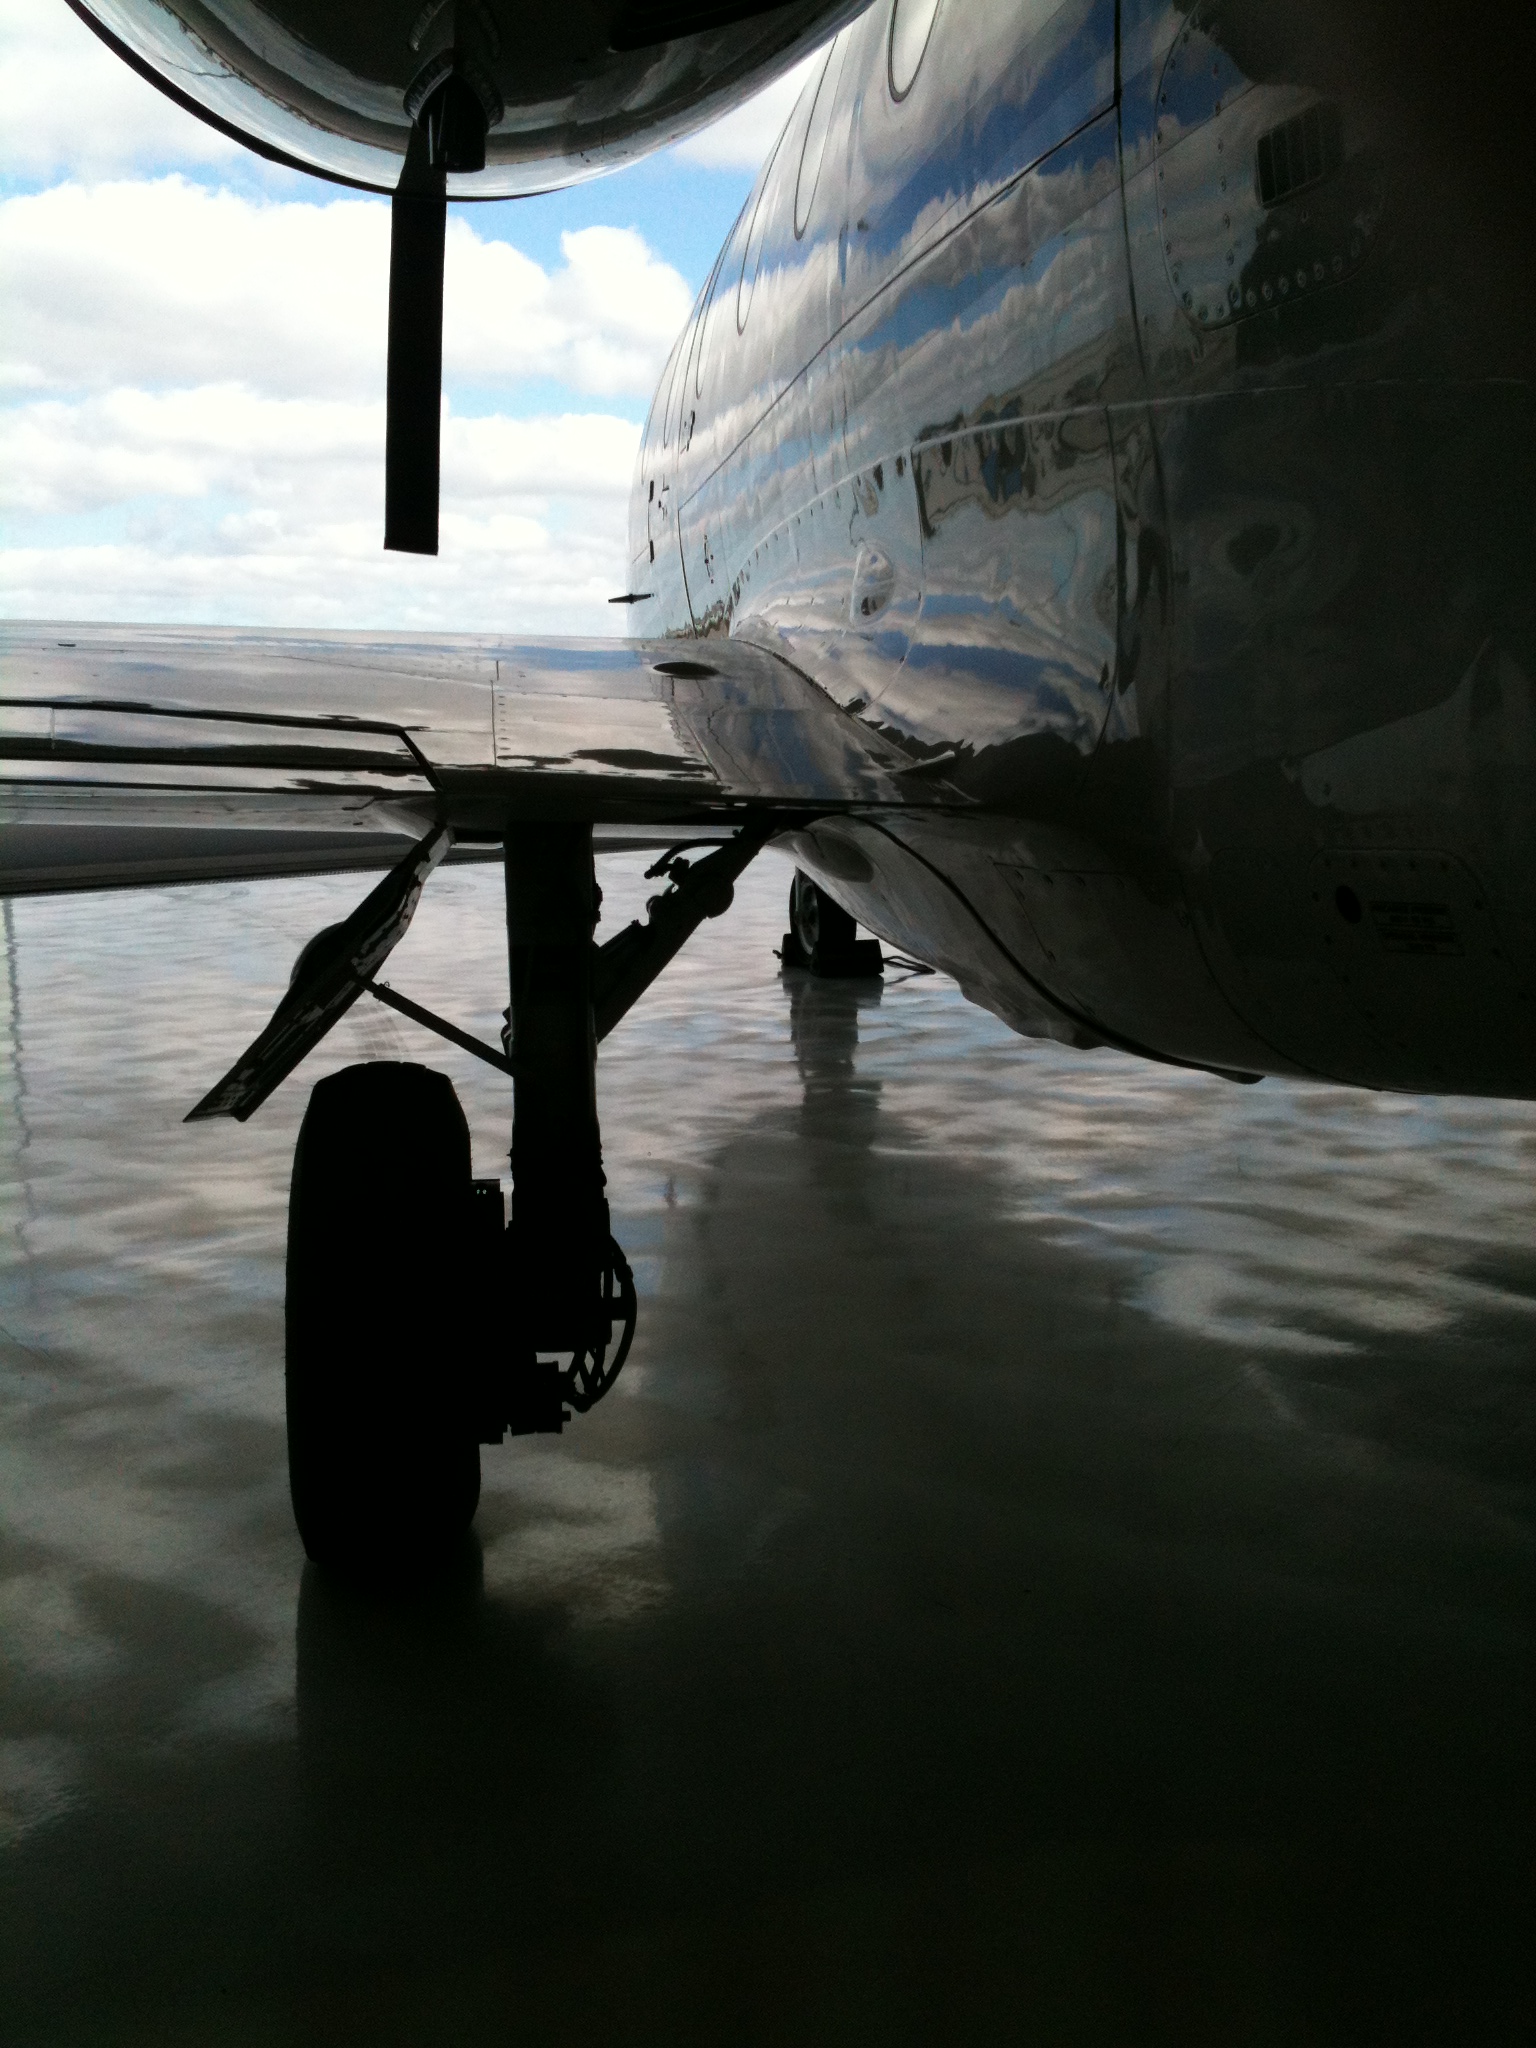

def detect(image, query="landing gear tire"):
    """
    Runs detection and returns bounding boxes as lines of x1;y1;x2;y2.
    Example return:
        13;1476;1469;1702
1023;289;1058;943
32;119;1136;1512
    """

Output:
285;1061;481;1573
785;872;883;977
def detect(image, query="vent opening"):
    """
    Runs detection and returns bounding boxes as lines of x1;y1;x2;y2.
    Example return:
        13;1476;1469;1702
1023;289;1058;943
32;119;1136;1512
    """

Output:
1256;103;1344;206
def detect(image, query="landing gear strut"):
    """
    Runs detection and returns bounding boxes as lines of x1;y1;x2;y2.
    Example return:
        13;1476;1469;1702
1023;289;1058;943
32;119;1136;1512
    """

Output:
481;824;636;1439
197;815;769;1568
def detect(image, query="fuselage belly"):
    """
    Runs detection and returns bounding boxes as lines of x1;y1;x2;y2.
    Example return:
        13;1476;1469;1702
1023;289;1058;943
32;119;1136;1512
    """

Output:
628;0;1535;1096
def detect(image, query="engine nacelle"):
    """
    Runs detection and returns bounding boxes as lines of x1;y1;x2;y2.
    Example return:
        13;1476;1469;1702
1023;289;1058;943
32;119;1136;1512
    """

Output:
68;0;871;195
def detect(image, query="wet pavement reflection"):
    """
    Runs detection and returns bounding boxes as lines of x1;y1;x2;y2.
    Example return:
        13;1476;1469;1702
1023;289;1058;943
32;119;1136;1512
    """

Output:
1;859;1532;2043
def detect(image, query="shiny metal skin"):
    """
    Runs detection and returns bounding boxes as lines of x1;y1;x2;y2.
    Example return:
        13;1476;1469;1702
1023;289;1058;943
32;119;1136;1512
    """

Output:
4;0;1533;1102
64;0;872;195
629;0;1536;1095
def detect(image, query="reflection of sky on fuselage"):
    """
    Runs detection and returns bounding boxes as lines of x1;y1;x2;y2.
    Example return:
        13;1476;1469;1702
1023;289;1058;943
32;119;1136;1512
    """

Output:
660;9;1125;552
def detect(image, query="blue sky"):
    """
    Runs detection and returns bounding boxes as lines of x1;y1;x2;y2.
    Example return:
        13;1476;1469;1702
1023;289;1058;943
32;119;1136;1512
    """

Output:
0;0;811;633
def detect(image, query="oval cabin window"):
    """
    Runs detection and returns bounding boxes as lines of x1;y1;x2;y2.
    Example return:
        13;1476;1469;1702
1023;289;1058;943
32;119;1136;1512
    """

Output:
795;35;846;238
736;127;785;332
659;336;682;450
694;245;728;398
888;0;940;100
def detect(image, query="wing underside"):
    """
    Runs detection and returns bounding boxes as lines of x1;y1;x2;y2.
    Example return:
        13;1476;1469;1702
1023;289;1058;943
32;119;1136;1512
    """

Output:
0;623;954;896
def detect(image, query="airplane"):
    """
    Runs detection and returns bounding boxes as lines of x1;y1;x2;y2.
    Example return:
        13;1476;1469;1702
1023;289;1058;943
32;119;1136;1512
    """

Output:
2;0;1531;1572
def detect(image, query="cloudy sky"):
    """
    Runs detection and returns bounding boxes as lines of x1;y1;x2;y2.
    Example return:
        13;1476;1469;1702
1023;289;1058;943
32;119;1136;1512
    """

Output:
0;0;815;634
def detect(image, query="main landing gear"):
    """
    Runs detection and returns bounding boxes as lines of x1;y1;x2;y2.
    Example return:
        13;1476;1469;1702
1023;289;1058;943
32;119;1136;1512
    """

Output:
285;828;638;1568
285;1061;484;1566
781;871;884;978
192;819;766;1571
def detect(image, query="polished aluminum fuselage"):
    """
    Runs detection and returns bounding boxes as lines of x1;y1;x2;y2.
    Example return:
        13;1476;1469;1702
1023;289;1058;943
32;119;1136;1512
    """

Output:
629;0;1536;1094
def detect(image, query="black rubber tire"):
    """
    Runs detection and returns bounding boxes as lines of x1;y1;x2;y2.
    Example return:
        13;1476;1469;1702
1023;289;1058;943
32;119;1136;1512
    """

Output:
790;871;858;969
286;1062;482;1572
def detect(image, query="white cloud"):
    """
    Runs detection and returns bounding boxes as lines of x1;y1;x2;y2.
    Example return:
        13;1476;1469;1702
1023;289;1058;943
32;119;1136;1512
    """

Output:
447;222;692;398
0;517;631;635
0;0;239;177
0;392;639;629
0;389;637;517
0;179;692;400
672;50;821;171
0;169;676;628
0;8;714;632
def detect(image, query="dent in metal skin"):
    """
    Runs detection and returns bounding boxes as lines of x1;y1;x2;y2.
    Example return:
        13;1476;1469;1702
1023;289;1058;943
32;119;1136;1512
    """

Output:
632;0;1535;1096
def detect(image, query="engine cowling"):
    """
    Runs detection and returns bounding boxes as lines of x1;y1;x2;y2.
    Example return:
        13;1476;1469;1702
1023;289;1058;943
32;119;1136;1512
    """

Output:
68;0;871;195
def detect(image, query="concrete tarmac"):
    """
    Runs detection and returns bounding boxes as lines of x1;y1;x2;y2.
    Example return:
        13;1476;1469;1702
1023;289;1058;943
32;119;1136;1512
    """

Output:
1;856;1532;2044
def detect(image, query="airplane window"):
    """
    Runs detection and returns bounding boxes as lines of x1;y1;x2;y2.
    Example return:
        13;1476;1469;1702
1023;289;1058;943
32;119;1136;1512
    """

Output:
795;34;846;239
659;329;685;449
888;0;941;100
736;123;786;332
639;388;656;467
694;241;730;398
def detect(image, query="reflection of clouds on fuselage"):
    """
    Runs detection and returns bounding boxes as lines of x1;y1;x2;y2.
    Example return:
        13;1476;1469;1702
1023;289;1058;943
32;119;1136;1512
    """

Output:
634;4;1129;567
664;44;1128;503
643;0;1140;787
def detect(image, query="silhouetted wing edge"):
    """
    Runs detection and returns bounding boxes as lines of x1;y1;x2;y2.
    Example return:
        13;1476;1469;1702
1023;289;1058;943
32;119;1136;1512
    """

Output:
0;623;936;897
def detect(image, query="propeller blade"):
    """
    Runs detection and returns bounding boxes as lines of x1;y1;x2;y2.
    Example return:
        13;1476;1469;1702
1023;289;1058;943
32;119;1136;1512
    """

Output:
384;125;446;557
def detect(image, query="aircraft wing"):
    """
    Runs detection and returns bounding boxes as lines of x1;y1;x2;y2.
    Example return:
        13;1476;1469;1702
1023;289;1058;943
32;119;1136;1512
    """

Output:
0;622;953;896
